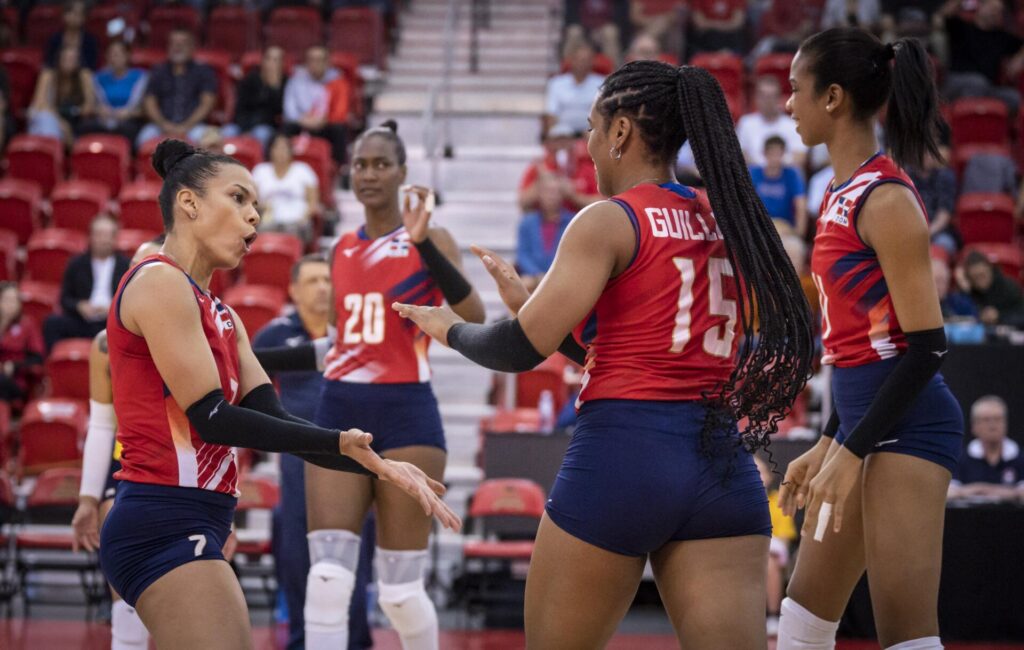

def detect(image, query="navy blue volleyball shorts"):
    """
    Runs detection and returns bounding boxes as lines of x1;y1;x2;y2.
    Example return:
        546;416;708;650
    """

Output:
99;481;236;607
832;356;964;473
545;399;771;557
313;380;446;454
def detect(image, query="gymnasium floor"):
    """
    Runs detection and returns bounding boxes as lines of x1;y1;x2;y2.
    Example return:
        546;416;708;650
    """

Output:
3;621;1023;650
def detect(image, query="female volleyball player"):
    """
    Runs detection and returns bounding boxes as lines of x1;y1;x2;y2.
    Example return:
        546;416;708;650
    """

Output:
776;29;962;650
99;139;460;650
72;237;163;650
396;62;815;648
301;121;484;650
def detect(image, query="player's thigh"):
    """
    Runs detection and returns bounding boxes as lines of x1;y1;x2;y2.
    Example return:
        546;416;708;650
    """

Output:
862;452;950;647
524;513;646;650
98;497;124;602
135;559;251;650
785;455;867;622
305;461;374;533
374;445;446;550
651;535;768;650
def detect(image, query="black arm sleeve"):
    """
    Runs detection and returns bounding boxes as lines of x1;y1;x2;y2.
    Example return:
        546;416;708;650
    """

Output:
557;334;586;366
253;342;318;373
821;409;839;439
447;319;546;373
842;327;947;458
415;237;473;305
238;384;372;475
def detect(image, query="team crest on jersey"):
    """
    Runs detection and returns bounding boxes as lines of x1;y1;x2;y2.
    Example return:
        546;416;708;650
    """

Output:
386;238;411;258
210;300;235;337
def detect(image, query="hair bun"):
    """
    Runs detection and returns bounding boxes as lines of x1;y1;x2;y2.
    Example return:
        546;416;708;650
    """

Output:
379;119;399;134
152;139;197;179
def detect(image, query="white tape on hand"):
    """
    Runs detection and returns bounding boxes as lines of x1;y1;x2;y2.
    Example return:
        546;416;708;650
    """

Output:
813;502;833;542
425;191;435;214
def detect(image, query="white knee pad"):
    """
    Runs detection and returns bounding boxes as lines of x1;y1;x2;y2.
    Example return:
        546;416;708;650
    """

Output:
376;548;438;650
776;597;840;650
111;600;149;650
886;637;943;650
304;529;360;649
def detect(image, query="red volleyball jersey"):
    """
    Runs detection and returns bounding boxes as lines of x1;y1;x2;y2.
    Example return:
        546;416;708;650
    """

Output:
576;183;739;405
323;225;443;384
811;153;923;367
107;254;242;496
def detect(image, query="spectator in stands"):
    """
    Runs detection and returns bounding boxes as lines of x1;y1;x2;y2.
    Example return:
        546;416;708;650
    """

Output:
736;76;807;168
821;0;881;29
883;0;944;39
0;71;13;154
933;256;978;320
755;455;796;637
44;1;99;71
518;125;601;213
940;0;1024;112
283;45;348;166
136;29;217;147
252;255;375;650
948;396;1024;502
28;46;96;147
517;173;575;291
806;162;834;223
625;31;663;62
962;250;1024;327
87;40;148;143
544;40;606;137
563;0;628;67
907;137;958;254
0;282;44;405
688;0;746;55
629;2;685;60
252;132;319;244
751;0;818;60
226;46;286;150
750;136;807;236
43;215;130;351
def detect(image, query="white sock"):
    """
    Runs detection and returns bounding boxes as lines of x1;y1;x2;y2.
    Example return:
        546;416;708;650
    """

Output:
886;637;943;650
776;597;839;650
111;600;149;650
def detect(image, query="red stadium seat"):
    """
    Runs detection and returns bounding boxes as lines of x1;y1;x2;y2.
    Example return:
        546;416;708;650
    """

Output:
15;468;80;548
206;6;262;56
951;97;1009;150
690;52;745;98
130;47;167;71
222;136;264;171
0;48;43;118
234;474;279;557
146;5;200;51
328;8;385;68
18;281;61;325
222;284;285;338
50;180;112;233
265;6;324;58
0;231;17;282
118;181;164;232
243;233;303;294
23;5;62;48
87;4;141;52
26;228;89;285
241;49;298;78
956;193;1016;245
291;135;335;204
135;136;170;182
515;369;568;413
46;339;93;400
18;401;88;476
753;52;795;95
71;133;131;195
952;143;1011;179
0;465;14;524
5;134;65;195
479;408;542;434
962;243;1024;283
116;229;159;259
0;178;44;245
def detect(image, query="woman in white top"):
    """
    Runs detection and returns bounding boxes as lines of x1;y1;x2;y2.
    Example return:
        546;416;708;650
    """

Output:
252;132;319;244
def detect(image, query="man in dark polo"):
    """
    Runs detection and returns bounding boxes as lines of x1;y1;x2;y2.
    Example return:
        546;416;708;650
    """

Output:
136;28;217;147
948;395;1024;503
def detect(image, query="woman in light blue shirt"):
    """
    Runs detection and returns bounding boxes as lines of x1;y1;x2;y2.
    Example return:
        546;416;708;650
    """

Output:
88;40;147;142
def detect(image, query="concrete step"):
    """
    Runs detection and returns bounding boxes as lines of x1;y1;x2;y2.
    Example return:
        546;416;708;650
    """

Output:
396;43;552;63
385;74;547;93
411;3;555;21
374;91;544;115
401;14;560;33
388;58;554;76
401;29;557;48
373;113;542;148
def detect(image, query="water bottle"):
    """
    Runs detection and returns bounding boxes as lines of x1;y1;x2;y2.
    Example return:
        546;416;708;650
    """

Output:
538;390;555;434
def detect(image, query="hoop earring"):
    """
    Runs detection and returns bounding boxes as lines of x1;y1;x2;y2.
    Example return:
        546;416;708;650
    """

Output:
609;146;622;161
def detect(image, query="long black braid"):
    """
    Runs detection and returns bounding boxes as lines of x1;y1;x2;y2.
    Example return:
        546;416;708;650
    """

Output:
596;61;816;462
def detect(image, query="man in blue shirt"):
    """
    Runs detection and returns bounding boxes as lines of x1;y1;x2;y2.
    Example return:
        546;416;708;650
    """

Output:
948;395;1024;503
749;136;807;237
253;255;374;650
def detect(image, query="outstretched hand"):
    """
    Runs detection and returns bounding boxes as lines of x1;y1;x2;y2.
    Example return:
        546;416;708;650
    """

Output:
392;303;465;346
401;185;435;244
471;245;531;315
71;497;101;553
